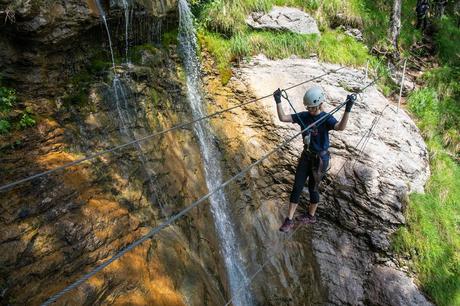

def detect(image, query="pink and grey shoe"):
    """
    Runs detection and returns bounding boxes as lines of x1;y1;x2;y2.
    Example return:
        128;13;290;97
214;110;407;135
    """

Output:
279;218;294;233
297;213;317;225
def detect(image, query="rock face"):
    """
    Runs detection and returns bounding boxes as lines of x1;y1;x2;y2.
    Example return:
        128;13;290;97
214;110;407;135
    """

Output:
246;6;320;35
0;3;434;305
0;0;177;96
0;44;231;305
208;54;432;305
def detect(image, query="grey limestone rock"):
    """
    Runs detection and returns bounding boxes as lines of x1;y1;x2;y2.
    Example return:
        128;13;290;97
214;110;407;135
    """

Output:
235;55;431;305
246;6;320;35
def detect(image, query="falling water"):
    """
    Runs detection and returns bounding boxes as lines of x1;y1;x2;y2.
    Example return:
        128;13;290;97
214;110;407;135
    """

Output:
178;0;253;305
122;0;130;63
94;0;166;215
94;0;115;70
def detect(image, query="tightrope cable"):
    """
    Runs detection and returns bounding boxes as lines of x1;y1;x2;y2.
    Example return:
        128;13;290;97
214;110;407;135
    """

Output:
41;99;348;306
0;67;345;193
223;77;382;305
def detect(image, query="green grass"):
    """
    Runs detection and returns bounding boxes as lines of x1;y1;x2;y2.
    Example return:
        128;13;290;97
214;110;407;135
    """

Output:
190;2;460;305
318;30;369;66
193;0;362;36
200;29;370;84
393;144;460;306
435;16;460;67
408;67;460;155
391;9;460;305
393;63;460;305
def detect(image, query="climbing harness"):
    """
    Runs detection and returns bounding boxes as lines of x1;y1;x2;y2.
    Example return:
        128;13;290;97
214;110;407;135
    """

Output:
0;67;346;193
40;74;382;305
225;78;391;306
40;84;351;306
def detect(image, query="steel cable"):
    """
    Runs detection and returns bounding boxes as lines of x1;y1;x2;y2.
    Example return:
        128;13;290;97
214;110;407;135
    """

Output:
41;99;348;305
0;67;346;193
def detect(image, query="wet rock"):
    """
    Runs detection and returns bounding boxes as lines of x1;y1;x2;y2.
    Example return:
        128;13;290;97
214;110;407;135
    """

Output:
246;6;320;35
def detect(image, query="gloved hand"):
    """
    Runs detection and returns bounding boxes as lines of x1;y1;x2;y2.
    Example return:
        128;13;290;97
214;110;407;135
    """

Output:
345;94;356;112
273;88;282;104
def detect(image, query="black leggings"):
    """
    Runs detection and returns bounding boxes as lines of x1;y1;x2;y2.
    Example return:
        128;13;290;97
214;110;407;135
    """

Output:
289;151;329;204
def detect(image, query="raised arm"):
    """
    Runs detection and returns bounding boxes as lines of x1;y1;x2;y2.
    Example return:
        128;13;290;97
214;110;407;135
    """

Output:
274;89;294;123
334;94;355;131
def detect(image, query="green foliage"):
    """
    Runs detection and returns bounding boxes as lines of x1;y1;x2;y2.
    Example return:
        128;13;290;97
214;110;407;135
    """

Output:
194;0;361;36
435;16;460;66
0;87;16;114
318;30;369;66
0;86;16;134
89;59;111;75
408;67;460;155
201;29;369;84
394;63;460;305
162;29;179;47
19;112;36;129
399;0;422;49
393;148;460;306
199;32;232;83
0;119;11;134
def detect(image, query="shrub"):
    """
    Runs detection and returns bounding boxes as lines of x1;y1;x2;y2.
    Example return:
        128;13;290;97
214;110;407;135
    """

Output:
19;112;36;129
0;119;11;134
0;87;16;114
435;17;460;66
0;87;16;134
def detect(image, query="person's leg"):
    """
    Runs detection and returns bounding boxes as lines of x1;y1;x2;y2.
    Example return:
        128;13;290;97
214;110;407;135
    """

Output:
287;202;298;220
280;152;309;232
287;151;309;218
307;157;329;218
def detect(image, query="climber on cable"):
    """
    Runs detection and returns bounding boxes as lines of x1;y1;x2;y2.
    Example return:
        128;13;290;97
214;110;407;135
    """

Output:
273;86;355;232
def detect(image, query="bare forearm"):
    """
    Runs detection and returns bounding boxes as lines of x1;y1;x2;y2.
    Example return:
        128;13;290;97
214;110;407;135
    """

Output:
277;103;292;122
335;111;350;131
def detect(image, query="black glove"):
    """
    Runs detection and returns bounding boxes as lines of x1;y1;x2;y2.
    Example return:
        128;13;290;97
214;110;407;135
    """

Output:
345;94;356;112
273;88;282;104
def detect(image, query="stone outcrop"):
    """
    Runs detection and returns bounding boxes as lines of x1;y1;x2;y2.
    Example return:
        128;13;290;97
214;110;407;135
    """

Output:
246;6;320;35
0;0;177;96
0;3;434;304
0;0;176;43
215;54;432;305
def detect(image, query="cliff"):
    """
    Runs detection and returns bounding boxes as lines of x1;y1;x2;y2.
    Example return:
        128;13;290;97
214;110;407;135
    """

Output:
0;1;433;305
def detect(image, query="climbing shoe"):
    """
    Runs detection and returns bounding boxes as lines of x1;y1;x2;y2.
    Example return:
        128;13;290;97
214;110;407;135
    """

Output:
279;218;294;233
297;213;317;225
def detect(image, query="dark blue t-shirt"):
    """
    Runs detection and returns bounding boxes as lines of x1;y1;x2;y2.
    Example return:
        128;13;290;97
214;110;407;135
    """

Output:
291;111;338;153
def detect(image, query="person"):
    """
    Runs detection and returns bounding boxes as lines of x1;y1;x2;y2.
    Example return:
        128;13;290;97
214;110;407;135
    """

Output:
273;86;355;232
416;0;430;31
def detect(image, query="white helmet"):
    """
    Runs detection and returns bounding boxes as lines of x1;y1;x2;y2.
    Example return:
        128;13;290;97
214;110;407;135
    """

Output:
303;86;325;107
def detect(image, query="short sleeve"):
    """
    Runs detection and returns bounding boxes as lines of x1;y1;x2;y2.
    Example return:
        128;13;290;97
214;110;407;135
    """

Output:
326;115;338;131
291;113;302;125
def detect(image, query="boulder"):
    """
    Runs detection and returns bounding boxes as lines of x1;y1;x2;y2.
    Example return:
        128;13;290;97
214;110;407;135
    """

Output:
232;55;430;305
345;27;364;41
367;265;433;306
246;6;320;35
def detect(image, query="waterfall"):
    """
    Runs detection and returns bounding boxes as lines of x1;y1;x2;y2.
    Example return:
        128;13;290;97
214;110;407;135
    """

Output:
94;0;166;216
122;0;130;63
94;0;116;70
178;0;253;305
